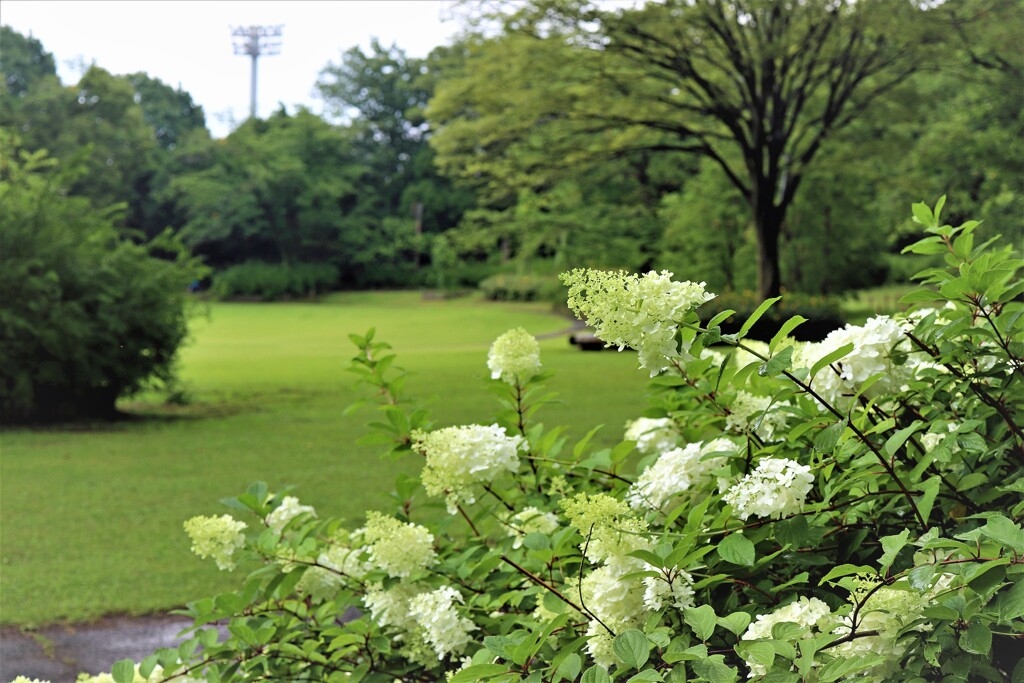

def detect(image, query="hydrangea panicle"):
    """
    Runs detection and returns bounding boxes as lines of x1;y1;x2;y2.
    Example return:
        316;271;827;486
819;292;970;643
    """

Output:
627;437;737;511
363;511;436;578
740;596;833;677
413;423;526;514
623;416;679;455
562;492;652;563
487;327;542;383
407;585;477;660
560;268;715;375
183;514;247;571
723;457;814;520
642;565;695;612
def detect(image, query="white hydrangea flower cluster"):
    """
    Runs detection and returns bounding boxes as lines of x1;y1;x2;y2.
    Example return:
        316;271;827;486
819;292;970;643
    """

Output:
561;492;652;564
581;560;649;624
487;327;542;383
408;585;477;660
506;506;560;549
413;424;526;514
624;416;679;455
723;457;814;520
265;495;316;534
805;315;916;407
183;514;247;571
13;678;51;683
741;597;833;677
560;268;716;375
642;565;695;612
725;391;790;441
626;437;737;511
363;511;436;578
364;582;424;633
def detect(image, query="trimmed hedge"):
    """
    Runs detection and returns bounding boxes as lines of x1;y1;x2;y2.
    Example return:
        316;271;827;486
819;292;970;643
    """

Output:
478;273;565;302
212;261;339;301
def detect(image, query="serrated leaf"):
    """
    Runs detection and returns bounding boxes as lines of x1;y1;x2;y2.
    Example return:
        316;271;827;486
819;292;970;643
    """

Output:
581;666;613;683
959;621;992;655
981;515;1024;552
758;345;793;377
613;629;651;670
737;641;775;669
692;657;738;683
718;533;755;567
684;604;717;641
813;420;846;454
718;611;752;636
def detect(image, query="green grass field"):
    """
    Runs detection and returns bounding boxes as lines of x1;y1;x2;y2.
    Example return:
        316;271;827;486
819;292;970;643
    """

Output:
0;292;649;626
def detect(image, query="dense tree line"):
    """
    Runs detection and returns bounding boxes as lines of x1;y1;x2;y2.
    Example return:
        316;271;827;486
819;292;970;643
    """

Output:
3;1;1019;301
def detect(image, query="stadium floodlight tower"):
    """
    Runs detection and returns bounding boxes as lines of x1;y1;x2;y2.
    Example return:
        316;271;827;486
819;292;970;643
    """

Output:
231;24;283;119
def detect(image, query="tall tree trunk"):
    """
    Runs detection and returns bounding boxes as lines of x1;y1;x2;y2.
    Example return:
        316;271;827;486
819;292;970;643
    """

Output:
754;205;783;300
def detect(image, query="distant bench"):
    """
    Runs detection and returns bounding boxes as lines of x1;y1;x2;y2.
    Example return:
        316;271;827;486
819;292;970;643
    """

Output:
568;331;610;351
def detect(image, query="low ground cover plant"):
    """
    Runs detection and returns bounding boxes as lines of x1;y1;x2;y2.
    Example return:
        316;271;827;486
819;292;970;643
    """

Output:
45;200;1021;682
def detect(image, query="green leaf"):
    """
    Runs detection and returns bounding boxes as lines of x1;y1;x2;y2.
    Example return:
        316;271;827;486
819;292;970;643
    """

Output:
448;664;511;682
883;421;922;458
718;611;752;637
758;345;793;377
878;529;911;572
627;671;664;682
523;532;550;550
809;343;853;378
692;657;738;683
718;533;755;567
581;666;613;683
981;515;1024;552
684;604;717;641
736;641;775;669
911;201;934;227
959;621;992;655
769;315;807;354
819;564;874;586
917;476;941;526
738;297;781;339
613;629;651;670
812;420;846;455
818;655;887;681
554;653;582;682
111;660;137;683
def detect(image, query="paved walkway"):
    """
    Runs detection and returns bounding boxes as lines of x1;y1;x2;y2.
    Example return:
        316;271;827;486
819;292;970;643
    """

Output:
1;615;195;682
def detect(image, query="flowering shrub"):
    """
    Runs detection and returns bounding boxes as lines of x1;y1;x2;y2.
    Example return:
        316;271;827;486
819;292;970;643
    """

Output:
58;200;1022;682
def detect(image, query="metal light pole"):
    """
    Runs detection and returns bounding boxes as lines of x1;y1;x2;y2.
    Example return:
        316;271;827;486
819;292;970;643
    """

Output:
231;25;282;119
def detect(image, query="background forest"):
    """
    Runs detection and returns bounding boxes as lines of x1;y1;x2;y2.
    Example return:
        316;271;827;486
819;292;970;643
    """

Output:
2;0;1020;299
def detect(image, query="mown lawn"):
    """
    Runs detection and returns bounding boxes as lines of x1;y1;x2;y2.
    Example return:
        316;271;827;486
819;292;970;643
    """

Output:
0;292;648;626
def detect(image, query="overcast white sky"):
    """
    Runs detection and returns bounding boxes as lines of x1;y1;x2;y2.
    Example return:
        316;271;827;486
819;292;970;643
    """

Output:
2;1;464;137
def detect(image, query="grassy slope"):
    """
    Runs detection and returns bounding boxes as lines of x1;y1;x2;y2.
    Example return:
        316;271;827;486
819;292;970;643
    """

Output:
0;292;648;625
